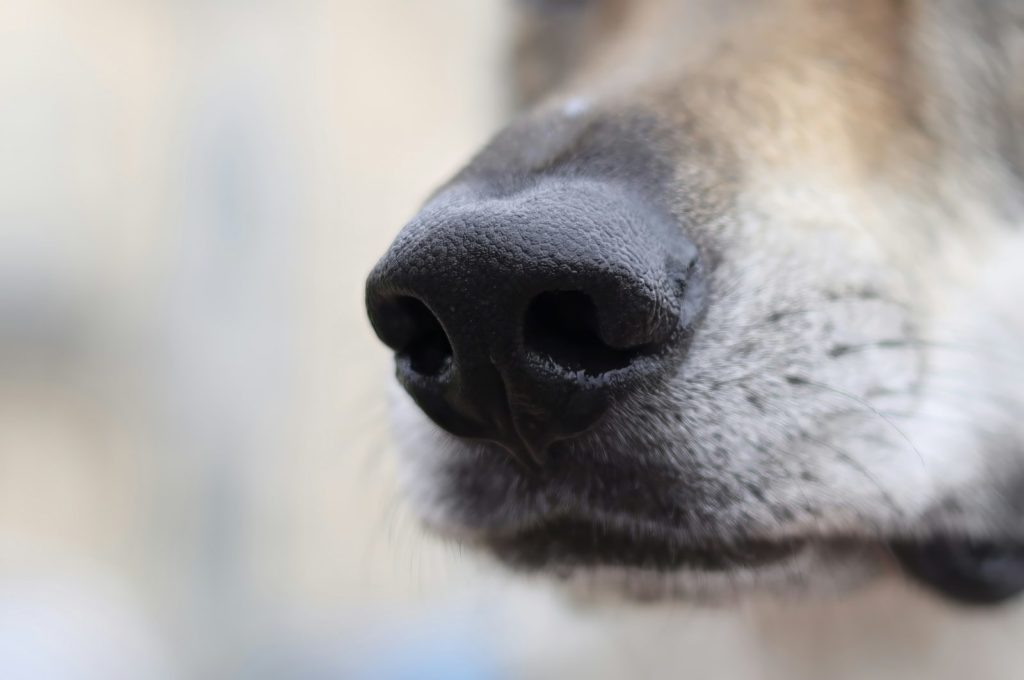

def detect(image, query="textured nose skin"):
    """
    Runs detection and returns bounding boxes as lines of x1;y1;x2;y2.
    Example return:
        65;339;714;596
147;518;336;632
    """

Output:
366;177;706;464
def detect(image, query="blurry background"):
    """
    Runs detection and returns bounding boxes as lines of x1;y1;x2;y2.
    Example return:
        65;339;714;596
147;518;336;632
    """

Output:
0;1;519;677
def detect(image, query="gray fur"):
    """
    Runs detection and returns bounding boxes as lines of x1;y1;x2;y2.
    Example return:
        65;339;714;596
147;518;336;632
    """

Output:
384;0;1024;601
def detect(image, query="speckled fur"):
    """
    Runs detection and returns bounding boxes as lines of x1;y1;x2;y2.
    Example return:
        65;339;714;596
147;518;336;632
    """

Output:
386;0;1024;601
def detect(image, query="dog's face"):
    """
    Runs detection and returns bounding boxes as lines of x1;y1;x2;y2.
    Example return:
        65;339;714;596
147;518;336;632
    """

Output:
367;0;1024;605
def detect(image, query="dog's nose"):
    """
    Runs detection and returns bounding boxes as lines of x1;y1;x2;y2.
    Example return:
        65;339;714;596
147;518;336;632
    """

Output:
366;178;706;465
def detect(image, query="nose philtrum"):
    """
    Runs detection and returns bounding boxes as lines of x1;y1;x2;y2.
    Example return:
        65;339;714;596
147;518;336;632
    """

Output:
366;178;706;464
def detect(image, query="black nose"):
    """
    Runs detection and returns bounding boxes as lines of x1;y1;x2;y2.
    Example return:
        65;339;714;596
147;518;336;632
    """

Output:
366;178;706;465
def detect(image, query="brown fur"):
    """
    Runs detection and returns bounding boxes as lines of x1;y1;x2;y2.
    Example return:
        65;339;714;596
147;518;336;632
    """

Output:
512;0;1022;204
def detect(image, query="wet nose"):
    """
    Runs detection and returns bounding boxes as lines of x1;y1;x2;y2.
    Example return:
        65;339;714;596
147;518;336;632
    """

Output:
365;178;706;465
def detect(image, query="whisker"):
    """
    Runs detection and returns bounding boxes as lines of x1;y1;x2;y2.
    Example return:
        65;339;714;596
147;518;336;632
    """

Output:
800;432;901;518
787;376;925;467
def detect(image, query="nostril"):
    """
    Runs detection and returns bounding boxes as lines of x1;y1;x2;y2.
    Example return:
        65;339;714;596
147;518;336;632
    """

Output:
524;291;648;376
385;296;453;376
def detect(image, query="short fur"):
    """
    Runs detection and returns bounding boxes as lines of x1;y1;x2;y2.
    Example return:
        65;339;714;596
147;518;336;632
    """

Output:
383;0;1024;608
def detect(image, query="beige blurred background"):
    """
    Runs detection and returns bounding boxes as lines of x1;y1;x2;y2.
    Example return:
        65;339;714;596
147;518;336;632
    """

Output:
0;1;516;677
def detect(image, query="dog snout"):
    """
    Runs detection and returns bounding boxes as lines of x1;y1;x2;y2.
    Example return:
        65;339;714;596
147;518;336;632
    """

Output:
366;178;706;464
